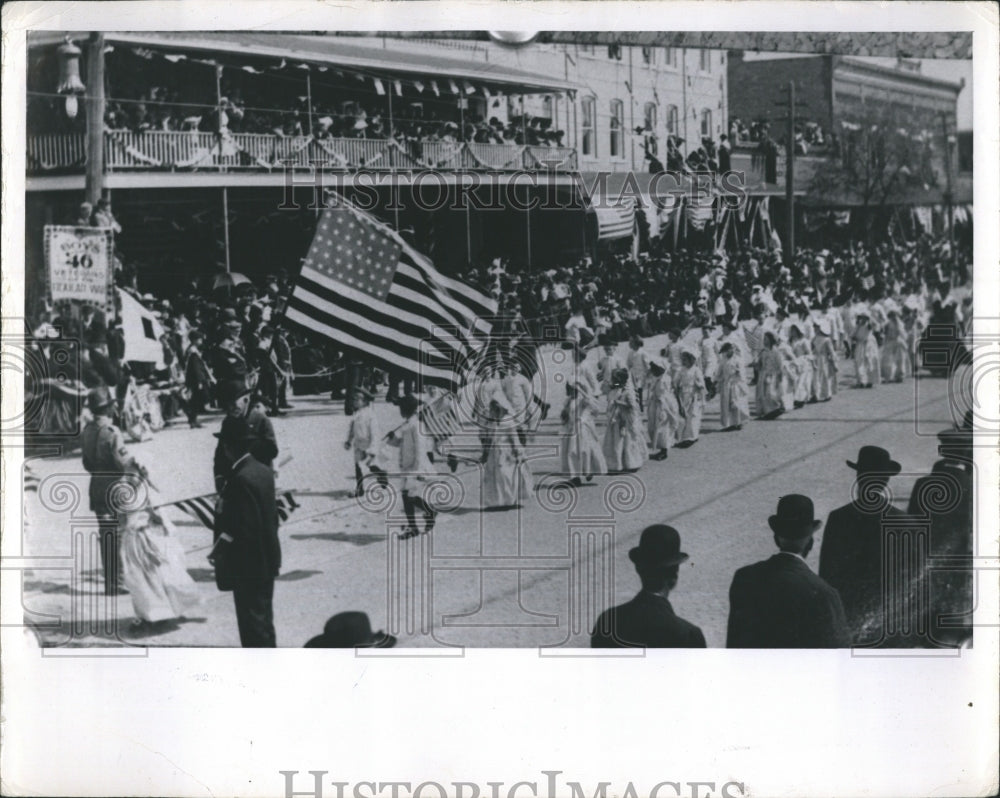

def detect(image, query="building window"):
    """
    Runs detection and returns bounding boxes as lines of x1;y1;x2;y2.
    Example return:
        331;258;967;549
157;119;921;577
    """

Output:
667;104;679;135
700;49;712;72
581;97;596;156
641;46;654;66
644;102;657;132
700;108;713;138
608;43;622;60
664;47;677;67
609;99;624;157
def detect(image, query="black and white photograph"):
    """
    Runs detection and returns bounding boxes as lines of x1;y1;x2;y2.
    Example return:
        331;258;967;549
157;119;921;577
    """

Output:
2;3;997;796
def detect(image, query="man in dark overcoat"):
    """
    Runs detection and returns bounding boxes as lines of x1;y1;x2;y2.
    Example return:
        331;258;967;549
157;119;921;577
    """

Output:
728;494;849;648
212;416;281;647
591;525;706;648
819;446;905;644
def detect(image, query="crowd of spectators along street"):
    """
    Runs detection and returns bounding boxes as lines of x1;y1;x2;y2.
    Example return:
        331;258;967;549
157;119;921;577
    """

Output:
101;89;567;147
729;116;834;155
464;232;970;346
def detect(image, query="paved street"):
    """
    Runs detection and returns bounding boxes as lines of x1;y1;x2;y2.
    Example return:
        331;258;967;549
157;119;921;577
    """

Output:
19;334;967;649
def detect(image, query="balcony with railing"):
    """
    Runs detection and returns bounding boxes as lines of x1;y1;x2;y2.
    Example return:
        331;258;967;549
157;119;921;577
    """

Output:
26;130;578;176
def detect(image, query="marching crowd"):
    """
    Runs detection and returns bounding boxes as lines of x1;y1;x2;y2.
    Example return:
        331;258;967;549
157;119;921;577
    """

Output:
31;225;973;649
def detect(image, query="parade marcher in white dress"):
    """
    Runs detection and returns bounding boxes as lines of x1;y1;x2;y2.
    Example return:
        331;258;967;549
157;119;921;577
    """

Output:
482;388;533;508
756;332;785;419
700;325;719;399
776;336;799;412
811;320;838;402
880;309;907;383
603;368;647;472
559;380;607;485
501;359;535;445
120;502;201;624
673;351;707;446
344;387;387;497
853;313;881;388
645;358;681;460
386;395;437;539
716;342;750;431
788;322;814;408
597;333;626;394
626;336;651;411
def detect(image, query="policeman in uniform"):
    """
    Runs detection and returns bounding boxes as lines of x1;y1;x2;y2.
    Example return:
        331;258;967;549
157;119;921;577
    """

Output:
211;316;251;402
213;378;279;492
81;386;146;595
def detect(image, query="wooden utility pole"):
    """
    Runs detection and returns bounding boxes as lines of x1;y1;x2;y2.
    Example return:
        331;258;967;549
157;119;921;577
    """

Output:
784;80;795;265
84;32;105;205
774;81;807;266
940;110;956;272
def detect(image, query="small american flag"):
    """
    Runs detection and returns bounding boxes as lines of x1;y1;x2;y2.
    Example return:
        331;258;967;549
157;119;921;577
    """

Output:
285;198;496;389
173;491;300;529
420;393;462;441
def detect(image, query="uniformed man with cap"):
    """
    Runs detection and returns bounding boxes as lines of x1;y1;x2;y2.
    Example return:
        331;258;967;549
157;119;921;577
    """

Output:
211;311;250;399
213;378;278;492
81;385;147;595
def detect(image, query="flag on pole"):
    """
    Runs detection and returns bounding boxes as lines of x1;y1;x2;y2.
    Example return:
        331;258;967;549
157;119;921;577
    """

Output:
172;491;300;529
174;495;217;529
275;491;301;523
284;199;496;389
420;393;463;441
118;288;165;366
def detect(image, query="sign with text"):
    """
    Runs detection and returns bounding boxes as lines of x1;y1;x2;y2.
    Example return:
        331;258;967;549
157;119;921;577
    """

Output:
44;225;115;312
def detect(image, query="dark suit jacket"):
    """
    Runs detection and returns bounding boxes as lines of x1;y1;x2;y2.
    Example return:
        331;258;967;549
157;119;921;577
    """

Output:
216;454;281;582
591;591;706;648
185;347;213;391
213;407;278;487
819;501;904;642
727;553;849;648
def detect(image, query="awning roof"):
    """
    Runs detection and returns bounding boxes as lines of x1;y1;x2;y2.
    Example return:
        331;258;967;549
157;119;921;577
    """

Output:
31;31;578;94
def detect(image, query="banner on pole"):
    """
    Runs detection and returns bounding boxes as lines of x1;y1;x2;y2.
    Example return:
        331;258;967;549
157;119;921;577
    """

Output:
44;225;115;313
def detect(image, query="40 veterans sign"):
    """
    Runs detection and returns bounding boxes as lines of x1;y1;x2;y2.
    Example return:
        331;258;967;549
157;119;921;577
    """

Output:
44;225;115;312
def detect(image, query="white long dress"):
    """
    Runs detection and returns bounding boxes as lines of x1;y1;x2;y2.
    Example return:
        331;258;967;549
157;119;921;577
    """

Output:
120;504;200;622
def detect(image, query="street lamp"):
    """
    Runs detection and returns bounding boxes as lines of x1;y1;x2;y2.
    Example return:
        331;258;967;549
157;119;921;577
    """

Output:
56;36;86;119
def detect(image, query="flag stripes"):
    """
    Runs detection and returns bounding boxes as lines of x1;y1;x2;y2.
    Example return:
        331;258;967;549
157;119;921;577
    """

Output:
175;496;216;529
285;201;496;389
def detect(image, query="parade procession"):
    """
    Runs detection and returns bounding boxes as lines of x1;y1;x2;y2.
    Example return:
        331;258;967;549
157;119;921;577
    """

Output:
14;30;978;650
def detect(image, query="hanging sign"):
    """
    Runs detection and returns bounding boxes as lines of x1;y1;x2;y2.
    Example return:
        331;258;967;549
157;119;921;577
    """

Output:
44;225;115;312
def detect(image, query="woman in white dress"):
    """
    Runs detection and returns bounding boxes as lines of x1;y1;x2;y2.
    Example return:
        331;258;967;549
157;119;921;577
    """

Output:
756;332;785;419
118;465;200;624
716;342;750;431
645;358;681;459
811;319;838;402
603;368;647;472
673;351;707;446
853;313;881;388
788;322;814;408
482;388;533;508
559;380;607;485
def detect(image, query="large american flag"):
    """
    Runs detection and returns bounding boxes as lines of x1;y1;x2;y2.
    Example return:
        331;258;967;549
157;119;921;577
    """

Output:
285;199;496;388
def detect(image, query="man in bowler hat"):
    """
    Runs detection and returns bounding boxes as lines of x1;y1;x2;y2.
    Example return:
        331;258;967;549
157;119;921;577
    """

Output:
819;446;904;644
591;525;706;648
212;416;281;647
727;495;849;648
304;611;396;648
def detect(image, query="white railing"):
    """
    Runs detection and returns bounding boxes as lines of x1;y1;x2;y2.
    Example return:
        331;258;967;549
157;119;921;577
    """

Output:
27;131;578;174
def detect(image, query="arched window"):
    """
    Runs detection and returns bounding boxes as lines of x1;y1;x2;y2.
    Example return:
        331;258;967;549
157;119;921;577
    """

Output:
609;99;624;157
701;109;713;138
581;97;596;156
666;105;679;135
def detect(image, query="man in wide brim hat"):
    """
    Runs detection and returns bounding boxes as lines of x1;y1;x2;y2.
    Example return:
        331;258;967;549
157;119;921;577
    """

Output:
304;611;396;648
846;445;901;476
592;525;704;648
